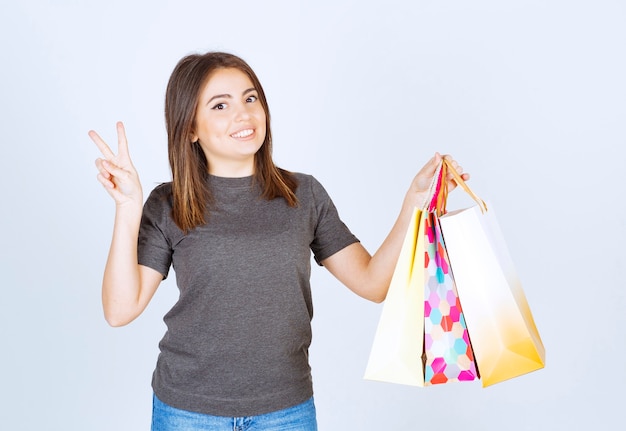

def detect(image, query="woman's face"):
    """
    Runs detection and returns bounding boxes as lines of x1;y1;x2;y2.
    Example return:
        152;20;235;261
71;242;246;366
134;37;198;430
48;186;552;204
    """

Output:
191;67;266;177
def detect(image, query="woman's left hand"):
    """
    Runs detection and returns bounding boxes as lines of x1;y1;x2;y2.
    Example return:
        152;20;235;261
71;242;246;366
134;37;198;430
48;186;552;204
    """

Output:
405;152;470;209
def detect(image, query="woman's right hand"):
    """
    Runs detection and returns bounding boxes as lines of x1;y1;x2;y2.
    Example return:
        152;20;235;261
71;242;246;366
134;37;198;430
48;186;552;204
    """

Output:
89;121;143;207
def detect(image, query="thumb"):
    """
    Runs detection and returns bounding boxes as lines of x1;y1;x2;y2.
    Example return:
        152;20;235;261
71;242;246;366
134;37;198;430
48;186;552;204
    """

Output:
411;152;443;194
421;152;443;177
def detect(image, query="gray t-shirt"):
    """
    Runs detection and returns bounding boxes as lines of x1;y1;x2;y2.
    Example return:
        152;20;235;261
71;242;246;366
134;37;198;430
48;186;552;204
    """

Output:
138;173;359;416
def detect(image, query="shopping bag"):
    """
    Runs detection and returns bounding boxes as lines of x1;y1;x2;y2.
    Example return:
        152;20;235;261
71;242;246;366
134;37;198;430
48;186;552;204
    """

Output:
364;162;478;386
438;160;545;387
363;206;427;386
422;210;478;385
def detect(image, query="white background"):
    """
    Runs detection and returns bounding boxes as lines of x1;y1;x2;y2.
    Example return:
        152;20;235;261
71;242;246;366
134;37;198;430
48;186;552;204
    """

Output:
1;0;624;429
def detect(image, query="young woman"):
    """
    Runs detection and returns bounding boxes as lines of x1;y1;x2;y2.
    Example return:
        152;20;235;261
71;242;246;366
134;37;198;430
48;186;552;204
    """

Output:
90;51;468;430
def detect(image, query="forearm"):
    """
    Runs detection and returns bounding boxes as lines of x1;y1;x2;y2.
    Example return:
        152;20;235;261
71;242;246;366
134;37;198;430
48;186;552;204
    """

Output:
324;192;426;303
363;192;425;300
101;204;144;326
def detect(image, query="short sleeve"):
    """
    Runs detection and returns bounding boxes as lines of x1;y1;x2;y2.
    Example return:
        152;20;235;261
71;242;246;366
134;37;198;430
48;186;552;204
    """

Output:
308;176;359;265
137;184;174;279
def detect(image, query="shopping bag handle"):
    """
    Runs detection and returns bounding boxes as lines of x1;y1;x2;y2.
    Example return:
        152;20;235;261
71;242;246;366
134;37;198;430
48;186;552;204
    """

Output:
423;159;444;212
437;159;488;215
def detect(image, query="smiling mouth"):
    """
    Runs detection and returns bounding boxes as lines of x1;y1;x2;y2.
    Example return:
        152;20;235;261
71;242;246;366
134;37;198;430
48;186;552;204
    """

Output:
231;129;254;138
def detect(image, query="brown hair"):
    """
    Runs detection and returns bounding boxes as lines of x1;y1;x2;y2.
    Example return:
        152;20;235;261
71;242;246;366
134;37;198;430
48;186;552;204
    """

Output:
164;52;298;232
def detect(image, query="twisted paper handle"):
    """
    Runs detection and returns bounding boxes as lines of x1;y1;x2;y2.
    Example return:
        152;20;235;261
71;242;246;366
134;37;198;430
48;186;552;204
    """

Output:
424;159;488;216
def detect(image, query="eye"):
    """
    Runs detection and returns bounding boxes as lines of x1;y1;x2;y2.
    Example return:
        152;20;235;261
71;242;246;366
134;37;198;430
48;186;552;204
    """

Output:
212;102;227;110
246;95;258;103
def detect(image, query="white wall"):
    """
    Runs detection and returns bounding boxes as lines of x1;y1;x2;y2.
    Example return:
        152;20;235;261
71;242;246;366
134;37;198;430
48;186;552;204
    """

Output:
1;0;624;429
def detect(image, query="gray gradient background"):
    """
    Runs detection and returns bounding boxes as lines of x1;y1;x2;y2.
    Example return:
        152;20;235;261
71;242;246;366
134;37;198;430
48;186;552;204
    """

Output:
1;0;624;429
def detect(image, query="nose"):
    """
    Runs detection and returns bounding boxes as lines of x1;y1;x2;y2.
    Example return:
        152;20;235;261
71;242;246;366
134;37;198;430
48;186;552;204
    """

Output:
235;103;252;121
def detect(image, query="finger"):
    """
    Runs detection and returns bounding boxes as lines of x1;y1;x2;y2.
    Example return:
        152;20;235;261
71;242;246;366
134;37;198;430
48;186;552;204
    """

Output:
96;173;128;202
442;154;456;167
101;159;128;179
447;167;465;184
442;154;464;175
89;129;116;160
447;166;470;187
116;121;130;159
96;172;115;190
95;157;106;170
412;152;445;193
95;158;112;180
419;152;442;174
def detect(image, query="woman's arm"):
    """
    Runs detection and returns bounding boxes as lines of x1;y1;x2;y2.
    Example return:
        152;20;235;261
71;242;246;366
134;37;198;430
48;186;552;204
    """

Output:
321;153;468;303
90;122;162;326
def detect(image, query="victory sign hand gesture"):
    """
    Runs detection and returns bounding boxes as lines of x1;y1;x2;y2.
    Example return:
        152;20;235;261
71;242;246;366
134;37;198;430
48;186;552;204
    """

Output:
89;122;143;207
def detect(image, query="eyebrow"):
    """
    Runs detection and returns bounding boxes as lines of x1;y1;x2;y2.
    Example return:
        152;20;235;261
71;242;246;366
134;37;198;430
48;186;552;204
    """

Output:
207;87;257;104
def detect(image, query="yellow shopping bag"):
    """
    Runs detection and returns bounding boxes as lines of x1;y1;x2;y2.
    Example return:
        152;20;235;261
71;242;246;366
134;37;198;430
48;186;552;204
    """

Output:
363;207;427;386
438;160;545;386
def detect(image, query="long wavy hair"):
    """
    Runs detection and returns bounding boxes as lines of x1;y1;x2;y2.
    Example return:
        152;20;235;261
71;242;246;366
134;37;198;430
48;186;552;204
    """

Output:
164;52;298;232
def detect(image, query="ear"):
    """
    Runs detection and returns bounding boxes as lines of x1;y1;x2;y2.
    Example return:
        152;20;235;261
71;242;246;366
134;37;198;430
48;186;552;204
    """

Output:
189;131;198;143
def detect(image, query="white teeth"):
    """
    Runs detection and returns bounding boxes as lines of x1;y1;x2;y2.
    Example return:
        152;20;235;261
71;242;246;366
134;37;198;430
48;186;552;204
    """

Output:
231;129;253;138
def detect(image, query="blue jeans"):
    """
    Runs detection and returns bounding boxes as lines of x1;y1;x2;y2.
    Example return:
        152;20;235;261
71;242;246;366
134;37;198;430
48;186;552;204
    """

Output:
151;394;318;431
